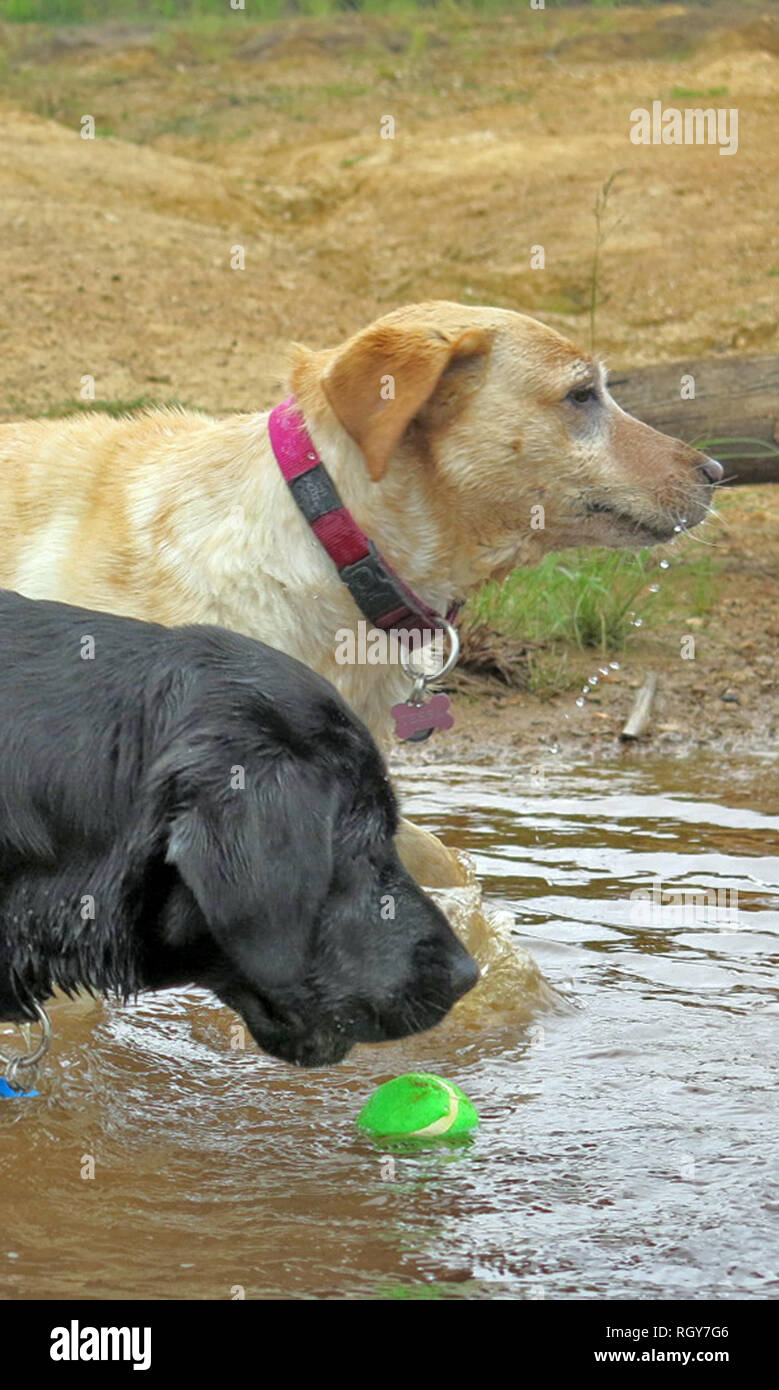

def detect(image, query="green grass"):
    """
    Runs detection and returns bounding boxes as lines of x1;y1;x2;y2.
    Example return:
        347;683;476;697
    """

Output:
670;85;729;100
468;550;654;653
0;0;522;20
681;553;719;619
466;547;719;656
693;433;779;463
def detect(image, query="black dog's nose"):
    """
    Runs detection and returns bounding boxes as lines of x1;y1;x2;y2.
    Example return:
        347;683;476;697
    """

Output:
449;949;480;1001
698;456;724;485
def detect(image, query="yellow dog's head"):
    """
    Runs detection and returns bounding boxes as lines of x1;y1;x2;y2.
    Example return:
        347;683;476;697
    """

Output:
293;302;720;588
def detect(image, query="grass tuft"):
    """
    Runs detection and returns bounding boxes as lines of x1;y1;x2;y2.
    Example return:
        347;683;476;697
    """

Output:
468;549;656;653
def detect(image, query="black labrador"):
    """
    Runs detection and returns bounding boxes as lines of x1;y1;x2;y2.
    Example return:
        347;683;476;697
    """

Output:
0;591;477;1066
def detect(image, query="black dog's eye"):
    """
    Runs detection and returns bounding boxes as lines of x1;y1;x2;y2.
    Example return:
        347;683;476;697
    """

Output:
567;386;599;405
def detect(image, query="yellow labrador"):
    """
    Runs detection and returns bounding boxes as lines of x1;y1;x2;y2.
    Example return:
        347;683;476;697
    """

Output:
0;302;720;891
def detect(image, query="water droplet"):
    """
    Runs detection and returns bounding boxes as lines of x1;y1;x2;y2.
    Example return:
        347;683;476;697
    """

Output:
599;667;609;677
589;675;599;685
581;685;590;695
609;661;620;670
575;697;585;707
659;559;670;570
673;525;683;534
632;617;644;628
648;584;660;594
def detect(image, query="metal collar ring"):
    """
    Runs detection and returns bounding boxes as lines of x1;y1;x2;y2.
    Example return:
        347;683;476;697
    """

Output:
400;618;461;699
0;1002;52;1089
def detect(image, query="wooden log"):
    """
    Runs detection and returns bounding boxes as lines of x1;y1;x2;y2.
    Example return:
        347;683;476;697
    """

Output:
620;673;659;742
609;356;779;486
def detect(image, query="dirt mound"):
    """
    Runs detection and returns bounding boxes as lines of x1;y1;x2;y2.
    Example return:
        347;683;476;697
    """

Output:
554;13;702;64
705;16;779;59
0;112;257;224
17;24;159;62
0;111;285;415
235;18;415;63
0;2;776;422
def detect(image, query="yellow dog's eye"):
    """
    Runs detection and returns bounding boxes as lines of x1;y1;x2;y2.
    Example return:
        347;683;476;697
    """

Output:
567;386;598;405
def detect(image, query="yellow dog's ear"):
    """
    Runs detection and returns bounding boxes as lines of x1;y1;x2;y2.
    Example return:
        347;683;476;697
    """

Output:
321;324;491;481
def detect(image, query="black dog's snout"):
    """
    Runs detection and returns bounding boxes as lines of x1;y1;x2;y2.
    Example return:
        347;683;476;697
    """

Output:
448;947;480;1002
698;456;724;485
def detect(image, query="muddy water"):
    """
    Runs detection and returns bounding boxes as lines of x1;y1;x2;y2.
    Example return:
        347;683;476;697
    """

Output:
1;755;777;1301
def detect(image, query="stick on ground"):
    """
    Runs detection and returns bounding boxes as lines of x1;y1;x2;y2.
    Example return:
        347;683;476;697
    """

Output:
620;673;659;741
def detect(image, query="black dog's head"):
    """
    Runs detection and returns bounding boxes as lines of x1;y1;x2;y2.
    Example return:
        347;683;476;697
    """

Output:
155;660;478;1067
0;596;477;1066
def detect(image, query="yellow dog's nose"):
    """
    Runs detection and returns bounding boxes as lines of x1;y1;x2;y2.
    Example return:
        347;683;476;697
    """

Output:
698;456;724;484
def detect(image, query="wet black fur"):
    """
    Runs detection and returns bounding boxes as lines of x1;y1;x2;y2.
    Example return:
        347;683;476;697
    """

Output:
0;591;477;1066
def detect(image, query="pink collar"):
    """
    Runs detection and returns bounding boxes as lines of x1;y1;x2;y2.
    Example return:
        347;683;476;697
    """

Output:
268;396;460;636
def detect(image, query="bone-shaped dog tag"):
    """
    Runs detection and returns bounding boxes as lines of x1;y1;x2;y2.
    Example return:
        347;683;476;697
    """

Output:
392;693;454;742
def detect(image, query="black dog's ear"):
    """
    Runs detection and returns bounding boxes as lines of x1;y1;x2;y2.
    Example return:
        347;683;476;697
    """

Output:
166;764;337;990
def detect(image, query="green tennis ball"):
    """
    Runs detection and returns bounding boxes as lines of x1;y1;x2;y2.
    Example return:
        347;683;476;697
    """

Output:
357;1073;479;1141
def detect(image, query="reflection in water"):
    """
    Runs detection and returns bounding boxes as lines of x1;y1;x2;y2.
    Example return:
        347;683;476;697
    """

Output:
1;756;777;1300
